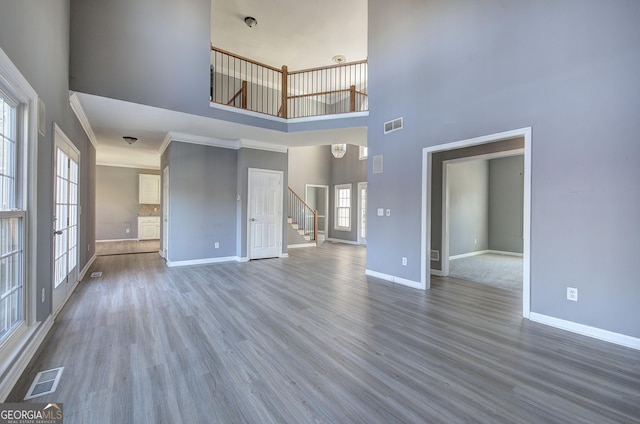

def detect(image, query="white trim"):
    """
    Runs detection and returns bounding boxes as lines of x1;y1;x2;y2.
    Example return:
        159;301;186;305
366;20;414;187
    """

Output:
0;46;39;330
95;161;160;171
159;132;289;156
0;316;54;402
357;182;367;245
529;313;640;351
209;101;368;124
334;183;352;231
69;92;98;148
96;238;139;243
247;168;284;260
166;256;240;267
430;269;444;277
487;250;523;258
287;243;316;249
326;238;359;245
79;254;97;281
365;270;422;290
448;250;491;260
280;253;289;258
422;127;532;318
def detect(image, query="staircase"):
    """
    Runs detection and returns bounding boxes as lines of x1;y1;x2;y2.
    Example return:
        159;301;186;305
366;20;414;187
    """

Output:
288;187;318;245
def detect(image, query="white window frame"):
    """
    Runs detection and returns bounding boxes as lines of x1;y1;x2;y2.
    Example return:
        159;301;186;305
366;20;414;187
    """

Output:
359;146;368;160
0;46;39;390
334;183;352;231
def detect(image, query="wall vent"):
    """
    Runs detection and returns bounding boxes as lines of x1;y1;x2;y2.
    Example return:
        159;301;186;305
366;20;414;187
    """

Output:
430;250;440;261
384;117;403;134
372;155;384;174
24;367;64;400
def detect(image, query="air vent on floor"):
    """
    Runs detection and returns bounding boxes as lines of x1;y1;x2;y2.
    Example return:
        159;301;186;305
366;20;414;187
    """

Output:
430;250;440;261
383;117;403;134
90;272;102;278
24;367;64;400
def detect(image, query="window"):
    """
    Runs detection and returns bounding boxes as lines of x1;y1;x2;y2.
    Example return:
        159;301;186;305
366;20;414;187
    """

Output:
359;146;368;160
334;184;351;231
0;87;24;341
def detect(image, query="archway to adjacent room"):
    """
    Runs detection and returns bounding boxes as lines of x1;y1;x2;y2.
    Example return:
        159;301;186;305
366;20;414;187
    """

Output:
421;128;532;318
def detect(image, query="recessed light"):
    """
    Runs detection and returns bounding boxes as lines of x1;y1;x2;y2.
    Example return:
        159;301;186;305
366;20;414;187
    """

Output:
123;136;138;145
244;16;257;28
332;55;346;64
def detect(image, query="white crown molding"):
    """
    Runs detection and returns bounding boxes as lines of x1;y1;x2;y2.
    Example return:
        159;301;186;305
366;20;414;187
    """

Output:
69;91;98;148
162;132;288;154
240;139;288;153
96;161;160;170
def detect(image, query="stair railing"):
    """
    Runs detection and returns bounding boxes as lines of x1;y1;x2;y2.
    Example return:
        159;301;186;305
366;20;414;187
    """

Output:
288;187;318;245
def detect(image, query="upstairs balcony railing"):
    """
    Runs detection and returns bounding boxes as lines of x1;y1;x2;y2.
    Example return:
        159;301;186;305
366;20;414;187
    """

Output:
211;45;367;119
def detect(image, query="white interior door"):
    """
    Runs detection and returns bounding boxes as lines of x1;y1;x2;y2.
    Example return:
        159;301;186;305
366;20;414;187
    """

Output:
248;168;283;259
53;125;80;314
357;182;367;245
162;166;169;259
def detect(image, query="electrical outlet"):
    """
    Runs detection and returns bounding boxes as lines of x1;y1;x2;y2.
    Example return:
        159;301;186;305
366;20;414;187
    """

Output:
567;287;578;302
41;288;45;303
88;244;90;252
402;257;407;266
474;238;477;245
386;209;391;217
214;242;220;249
125;228;130;234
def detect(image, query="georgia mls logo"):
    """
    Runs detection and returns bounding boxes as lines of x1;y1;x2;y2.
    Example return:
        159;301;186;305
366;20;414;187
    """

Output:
0;402;63;423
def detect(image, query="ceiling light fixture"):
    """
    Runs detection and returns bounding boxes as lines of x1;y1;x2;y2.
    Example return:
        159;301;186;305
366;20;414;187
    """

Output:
244;16;257;28
123;136;138;145
332;55;347;64
331;144;347;158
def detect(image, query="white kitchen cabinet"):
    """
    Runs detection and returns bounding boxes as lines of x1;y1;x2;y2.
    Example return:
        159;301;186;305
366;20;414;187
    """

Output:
139;174;160;204
138;216;160;240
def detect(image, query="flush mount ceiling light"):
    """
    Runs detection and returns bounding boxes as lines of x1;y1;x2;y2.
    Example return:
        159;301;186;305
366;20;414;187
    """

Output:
244;16;257;28
123;136;138;145
332;55;347;64
331;144;347;158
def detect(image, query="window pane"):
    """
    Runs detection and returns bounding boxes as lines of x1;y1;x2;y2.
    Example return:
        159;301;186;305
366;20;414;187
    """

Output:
0;215;23;339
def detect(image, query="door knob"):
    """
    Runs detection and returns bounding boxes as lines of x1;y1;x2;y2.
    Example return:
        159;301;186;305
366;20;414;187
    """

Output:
54;230;63;235
250;218;256;222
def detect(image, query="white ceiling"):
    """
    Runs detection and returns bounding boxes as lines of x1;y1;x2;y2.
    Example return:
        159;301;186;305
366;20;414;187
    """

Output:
81;0;368;169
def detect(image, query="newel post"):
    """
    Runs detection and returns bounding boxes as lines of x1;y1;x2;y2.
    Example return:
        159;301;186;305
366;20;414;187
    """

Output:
281;65;288;118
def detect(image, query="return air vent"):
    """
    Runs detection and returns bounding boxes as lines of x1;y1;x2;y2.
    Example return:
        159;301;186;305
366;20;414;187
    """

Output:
24;367;64;400
384;117;403;134
430;250;440;261
372;155;384;174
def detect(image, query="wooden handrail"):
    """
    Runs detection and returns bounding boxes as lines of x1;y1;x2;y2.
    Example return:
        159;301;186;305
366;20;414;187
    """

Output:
211;45;282;73
288;186;315;212
287;88;368;100
289;59;369;75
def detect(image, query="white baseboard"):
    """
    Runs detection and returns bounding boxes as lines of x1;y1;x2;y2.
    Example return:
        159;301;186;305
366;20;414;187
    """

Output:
365;270;423;290
529;313;640;351
430;269;444;277
326;238;360;245
167;256;240;267
487;250;523;257
0;316;54;401
280;253;289;258
79;254;97;281
287;243;316;249
96;238;139;243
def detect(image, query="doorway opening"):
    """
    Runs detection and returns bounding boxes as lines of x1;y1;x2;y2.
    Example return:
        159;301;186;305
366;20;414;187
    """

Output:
422;127;531;318
305;184;328;244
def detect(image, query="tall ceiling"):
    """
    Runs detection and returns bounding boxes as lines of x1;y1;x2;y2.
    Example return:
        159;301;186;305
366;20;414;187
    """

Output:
83;0;368;168
211;0;368;71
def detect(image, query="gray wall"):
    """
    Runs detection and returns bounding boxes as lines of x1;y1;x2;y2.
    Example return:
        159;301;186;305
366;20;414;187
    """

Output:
0;0;96;322
448;160;489;256
368;0;640;337
166;142;238;262
288;145;331;196
96;166;160;240
329;144;367;242
489;155;524;253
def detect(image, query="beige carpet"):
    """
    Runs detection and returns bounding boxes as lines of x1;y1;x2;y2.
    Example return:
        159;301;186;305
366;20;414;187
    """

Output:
96;240;160;256
448;253;523;291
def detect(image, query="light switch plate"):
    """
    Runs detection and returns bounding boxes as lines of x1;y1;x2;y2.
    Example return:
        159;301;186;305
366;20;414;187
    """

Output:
377;208;384;216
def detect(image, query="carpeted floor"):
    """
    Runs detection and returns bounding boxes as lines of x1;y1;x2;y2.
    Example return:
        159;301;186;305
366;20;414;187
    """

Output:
448;253;523;291
96;240;160;256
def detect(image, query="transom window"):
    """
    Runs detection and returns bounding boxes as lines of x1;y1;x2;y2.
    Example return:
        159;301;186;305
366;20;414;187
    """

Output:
334;184;351;231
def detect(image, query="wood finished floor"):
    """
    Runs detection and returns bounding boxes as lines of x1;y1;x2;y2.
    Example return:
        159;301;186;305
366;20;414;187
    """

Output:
9;243;640;423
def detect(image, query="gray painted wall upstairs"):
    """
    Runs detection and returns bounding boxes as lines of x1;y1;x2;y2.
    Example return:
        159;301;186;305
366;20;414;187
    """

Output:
0;0;96;322
368;0;640;338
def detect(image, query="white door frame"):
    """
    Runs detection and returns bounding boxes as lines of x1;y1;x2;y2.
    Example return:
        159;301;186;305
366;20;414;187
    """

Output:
247;168;284;260
52;123;81;315
422;127;532;318
305;184;329;235
441;149;524;276
162;166;169;260
357;182;367;245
